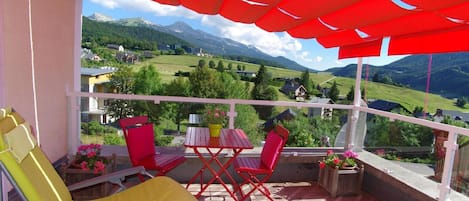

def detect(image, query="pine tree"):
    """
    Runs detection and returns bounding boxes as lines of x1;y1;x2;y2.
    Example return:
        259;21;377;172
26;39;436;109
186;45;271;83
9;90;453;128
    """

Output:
209;60;216;68
251;64;277;119
300;69;312;95
216;60;225;72
346;85;354;101
328;81;340;102
198;59;206;68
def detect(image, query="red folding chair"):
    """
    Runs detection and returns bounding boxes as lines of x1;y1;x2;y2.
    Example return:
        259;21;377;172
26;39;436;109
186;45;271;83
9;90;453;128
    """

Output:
118;117;186;180
233;125;289;201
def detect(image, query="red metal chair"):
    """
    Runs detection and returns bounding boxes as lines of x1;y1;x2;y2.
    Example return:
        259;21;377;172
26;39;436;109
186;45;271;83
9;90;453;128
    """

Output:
233;125;289;201
118;116;186;180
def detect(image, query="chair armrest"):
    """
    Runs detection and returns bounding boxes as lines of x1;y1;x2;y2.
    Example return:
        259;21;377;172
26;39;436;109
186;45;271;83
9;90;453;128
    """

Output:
67;166;152;192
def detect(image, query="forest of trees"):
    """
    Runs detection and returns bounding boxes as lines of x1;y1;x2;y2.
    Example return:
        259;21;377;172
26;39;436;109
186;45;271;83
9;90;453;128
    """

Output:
102;60;449;150
82;17;192;52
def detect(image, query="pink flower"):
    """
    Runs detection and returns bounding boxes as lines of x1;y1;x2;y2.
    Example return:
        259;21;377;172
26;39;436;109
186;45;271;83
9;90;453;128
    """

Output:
344;150;358;158
326;150;334;156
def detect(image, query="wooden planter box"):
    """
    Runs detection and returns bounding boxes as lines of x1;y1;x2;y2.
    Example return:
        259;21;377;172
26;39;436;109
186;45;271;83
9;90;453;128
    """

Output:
318;165;364;197
62;155;116;200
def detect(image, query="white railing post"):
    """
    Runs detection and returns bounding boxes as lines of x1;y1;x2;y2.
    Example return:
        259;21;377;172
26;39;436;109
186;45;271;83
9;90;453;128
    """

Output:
67;87;81;155
346;57;363;151
228;102;237;129
438;131;458;201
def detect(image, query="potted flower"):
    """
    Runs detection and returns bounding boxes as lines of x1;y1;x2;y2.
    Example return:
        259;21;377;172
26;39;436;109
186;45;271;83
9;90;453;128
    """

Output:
62;143;116;199
204;107;227;137
75;143;107;174
317;149;363;197
319;149;358;169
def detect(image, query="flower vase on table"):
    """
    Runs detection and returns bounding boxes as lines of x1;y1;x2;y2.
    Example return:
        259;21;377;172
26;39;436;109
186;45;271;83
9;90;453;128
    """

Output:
204;107;227;138
208;123;223;137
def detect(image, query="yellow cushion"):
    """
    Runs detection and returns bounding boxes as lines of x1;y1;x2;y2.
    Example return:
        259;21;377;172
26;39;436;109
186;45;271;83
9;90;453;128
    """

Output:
95;176;196;201
4;123;36;162
20;148;72;201
0;112;25;135
0;107;11;120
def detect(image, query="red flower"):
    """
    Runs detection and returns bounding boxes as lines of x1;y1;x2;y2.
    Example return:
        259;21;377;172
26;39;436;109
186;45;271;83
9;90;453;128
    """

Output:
326;150;334;156
319;161;326;169
80;161;89;171
333;157;340;165
87;151;96;158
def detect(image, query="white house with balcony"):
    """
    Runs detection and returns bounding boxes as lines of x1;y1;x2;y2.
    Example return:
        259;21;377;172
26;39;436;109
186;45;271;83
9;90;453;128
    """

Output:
80;67;115;124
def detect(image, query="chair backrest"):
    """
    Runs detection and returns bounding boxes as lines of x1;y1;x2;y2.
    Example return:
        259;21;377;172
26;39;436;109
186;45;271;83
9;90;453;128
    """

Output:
118;116;149;139
122;122;156;166
260;125;289;171
0;107;72;201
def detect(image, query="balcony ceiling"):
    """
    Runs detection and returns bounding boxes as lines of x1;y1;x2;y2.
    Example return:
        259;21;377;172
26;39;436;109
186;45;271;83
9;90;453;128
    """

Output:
152;0;469;59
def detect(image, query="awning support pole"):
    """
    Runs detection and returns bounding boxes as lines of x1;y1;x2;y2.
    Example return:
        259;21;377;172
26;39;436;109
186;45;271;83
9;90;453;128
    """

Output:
346;57;363;151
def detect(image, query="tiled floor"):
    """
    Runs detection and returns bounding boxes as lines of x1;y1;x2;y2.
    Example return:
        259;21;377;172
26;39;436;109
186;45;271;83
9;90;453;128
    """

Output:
186;182;379;201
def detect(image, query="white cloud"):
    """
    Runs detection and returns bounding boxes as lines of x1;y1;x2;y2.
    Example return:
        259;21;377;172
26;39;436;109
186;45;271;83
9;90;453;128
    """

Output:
335;60;343;65
295;51;313;62
200;15;314;64
316;56;323;62
90;0;198;18
89;0;321;67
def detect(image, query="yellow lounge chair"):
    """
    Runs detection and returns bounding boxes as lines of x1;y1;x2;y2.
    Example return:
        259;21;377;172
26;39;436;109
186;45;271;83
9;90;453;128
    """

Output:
0;107;196;201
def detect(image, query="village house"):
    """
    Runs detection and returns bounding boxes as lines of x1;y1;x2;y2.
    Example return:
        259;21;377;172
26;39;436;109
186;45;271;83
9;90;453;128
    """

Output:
106;44;124;52
280;79;307;101
80;67;116;124
308;97;334;119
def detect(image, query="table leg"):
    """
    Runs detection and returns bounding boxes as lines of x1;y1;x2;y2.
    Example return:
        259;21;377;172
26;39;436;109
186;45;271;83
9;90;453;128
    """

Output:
188;147;243;200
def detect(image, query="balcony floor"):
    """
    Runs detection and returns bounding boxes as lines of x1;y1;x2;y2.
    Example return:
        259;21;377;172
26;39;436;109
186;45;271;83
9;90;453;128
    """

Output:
119;179;378;201
188;182;378;201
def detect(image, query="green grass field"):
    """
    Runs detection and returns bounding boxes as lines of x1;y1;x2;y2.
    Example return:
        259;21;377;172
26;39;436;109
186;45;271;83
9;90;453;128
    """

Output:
130;55;467;113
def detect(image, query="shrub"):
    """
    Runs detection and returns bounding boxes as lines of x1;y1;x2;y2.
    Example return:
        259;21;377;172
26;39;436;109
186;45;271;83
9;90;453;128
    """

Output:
103;134;125;145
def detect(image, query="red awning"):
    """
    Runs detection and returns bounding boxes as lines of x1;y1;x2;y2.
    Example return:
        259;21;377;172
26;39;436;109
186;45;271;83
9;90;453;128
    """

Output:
152;0;469;59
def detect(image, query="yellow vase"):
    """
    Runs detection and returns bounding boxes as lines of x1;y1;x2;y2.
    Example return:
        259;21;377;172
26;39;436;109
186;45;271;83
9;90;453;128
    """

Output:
208;123;223;137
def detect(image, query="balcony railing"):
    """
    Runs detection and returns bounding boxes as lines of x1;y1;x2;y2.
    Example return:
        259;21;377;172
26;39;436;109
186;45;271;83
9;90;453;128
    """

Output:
67;91;469;201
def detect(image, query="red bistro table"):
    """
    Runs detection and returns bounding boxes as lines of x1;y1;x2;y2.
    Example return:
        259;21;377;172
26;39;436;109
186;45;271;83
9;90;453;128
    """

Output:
184;127;253;200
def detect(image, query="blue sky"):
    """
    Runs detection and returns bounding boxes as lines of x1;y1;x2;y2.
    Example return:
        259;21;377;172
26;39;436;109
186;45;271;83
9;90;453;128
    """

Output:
83;0;406;71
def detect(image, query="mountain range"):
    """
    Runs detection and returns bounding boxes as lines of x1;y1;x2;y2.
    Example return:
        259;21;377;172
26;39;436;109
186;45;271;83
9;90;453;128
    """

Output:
87;13;309;72
326;52;469;99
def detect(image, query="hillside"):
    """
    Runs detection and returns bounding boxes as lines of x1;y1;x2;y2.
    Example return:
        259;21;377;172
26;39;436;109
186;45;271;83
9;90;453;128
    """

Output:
86;13;310;72
133;55;465;113
82;17;191;50
326;52;469;99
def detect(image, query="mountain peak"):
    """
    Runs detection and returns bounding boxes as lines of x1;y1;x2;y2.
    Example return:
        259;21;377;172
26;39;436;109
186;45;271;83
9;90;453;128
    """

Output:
88;12;114;22
166;21;194;33
117;17;155;26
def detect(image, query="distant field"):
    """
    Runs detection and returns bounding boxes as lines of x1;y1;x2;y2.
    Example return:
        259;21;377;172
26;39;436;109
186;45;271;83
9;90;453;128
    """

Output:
130;55;467;113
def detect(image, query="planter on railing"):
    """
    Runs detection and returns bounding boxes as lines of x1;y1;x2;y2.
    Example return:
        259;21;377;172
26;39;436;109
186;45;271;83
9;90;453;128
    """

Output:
318;164;364;197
